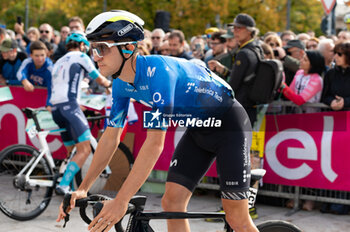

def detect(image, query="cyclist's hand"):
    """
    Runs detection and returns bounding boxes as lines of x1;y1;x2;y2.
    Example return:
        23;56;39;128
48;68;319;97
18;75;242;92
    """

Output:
56;190;87;222
88;199;128;232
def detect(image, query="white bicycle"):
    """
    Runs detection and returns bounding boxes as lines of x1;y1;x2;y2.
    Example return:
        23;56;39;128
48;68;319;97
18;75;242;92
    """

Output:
0;107;134;221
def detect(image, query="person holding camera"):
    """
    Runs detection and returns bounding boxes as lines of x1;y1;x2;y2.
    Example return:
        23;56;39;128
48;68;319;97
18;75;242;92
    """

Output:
274;39;306;85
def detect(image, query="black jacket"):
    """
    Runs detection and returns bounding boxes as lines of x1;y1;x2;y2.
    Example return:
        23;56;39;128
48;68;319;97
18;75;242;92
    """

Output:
228;40;263;108
322;66;350;108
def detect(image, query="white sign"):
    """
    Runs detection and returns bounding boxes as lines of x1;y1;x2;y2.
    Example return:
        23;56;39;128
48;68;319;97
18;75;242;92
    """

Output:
321;0;336;15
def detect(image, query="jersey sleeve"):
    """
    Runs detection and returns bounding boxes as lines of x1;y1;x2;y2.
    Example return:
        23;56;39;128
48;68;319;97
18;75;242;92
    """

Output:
16;58;31;81
108;81;130;128
77;53;99;80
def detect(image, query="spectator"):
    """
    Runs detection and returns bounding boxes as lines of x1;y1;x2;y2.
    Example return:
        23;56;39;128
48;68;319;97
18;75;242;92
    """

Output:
190;35;206;60
261;42;275;60
17;40;53;96
280;30;296;46
150;28;165;54
322;41;350;111
159;40;170;56
25;27;40;54
68;16;85;32
318;38;335;71
205;31;227;64
222;29;237;52
0;39;27;85
53;26;71;62
337;30;350;42
297;33;310;46
306;37;319;50
53;30;61;45
168;29;192;60
275;39;306;85
281;50;325;113
137;40;151;55
39;23;57;52
264;34;282;49
208;13;263;125
53;16;85;62
0;27;9;45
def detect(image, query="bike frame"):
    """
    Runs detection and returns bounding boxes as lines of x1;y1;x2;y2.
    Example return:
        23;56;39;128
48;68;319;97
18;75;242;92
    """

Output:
19;124;100;188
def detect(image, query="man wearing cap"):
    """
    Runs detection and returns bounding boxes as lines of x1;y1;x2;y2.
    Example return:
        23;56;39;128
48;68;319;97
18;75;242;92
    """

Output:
208;30;237;81
0;39;27;85
274;39;306;85
207;13;263;125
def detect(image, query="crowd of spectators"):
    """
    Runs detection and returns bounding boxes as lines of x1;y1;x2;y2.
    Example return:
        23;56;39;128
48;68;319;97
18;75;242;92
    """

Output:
1;12;350;213
1;14;350;115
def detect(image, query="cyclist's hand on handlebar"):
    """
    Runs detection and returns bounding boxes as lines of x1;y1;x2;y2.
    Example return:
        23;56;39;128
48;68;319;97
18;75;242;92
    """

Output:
88;199;128;232
56;190;87;222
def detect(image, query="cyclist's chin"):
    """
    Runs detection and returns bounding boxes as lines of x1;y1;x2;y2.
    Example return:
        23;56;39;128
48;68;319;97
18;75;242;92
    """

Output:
98;66;114;76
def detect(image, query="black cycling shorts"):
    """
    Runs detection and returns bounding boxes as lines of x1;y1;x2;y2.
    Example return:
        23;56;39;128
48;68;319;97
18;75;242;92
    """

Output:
167;99;252;200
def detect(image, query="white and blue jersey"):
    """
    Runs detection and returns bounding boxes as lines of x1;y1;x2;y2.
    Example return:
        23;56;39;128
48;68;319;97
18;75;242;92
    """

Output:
17;57;53;87
49;51;99;105
17;57;53;105
109;55;234;129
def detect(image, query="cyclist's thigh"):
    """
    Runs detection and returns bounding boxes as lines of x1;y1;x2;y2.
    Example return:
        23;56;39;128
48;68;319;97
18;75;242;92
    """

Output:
216;101;252;199
58;102;90;143
167;129;215;192
52;105;73;144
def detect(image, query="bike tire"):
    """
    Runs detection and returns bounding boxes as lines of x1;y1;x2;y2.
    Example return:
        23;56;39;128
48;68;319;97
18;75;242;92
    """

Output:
256;220;303;232
74;142;134;193
0;144;54;221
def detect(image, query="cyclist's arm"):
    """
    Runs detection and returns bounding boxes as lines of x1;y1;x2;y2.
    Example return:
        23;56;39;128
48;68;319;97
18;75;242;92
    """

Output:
87;129;166;231
115;129;165;202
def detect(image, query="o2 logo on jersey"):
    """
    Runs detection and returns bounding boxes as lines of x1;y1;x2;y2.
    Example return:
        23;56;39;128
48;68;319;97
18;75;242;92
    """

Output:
147;66;156;77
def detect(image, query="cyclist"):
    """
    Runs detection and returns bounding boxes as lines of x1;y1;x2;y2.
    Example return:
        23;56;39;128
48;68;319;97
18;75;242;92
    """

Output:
49;31;111;195
57;10;257;232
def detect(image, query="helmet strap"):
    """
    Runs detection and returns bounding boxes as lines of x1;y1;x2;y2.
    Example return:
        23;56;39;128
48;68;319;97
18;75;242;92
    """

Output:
112;45;137;79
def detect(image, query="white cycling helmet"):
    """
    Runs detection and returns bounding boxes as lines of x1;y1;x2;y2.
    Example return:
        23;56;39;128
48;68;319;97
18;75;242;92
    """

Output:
86;10;145;42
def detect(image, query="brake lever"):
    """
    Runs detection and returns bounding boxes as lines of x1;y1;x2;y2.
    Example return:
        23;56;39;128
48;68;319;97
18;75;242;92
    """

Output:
62;194;72;228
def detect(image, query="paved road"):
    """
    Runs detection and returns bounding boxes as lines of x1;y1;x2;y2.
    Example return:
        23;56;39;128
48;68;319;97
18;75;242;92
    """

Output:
1;190;349;231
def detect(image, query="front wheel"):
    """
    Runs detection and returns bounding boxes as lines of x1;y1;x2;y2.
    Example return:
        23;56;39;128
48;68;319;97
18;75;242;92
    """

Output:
0;144;54;221
256;220;302;232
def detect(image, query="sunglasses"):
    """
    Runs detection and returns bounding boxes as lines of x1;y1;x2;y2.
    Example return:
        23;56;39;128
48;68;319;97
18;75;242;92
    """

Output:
151;36;161;40
90;41;136;58
40;30;50;34
335;52;343;56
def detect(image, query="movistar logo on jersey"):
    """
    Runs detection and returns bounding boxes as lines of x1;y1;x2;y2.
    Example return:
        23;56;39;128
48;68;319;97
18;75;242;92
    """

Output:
147;66;156;77
143;109;222;129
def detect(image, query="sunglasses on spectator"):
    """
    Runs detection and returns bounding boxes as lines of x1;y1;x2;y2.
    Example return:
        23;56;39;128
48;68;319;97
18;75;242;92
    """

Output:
335;52;343;56
269;43;276;47
91;41;136;58
151;36;161;40
40;30;50;34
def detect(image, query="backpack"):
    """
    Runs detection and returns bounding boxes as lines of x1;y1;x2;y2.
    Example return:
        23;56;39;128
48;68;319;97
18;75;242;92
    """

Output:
244;47;284;104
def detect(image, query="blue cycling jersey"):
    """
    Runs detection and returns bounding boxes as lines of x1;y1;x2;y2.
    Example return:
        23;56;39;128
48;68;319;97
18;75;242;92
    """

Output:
108;55;234;129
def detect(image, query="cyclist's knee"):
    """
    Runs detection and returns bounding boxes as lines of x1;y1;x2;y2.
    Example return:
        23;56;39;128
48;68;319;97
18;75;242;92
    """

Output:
161;183;191;211
76;141;91;156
